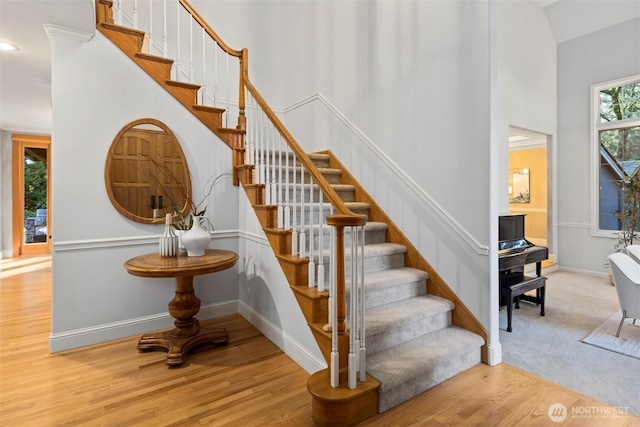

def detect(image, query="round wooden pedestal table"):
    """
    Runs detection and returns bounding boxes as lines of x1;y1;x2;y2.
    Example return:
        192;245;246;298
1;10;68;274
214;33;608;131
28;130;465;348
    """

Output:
124;249;239;367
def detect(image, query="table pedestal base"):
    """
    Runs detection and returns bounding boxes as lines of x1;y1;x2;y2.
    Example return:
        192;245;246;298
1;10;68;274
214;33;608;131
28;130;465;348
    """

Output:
137;319;228;366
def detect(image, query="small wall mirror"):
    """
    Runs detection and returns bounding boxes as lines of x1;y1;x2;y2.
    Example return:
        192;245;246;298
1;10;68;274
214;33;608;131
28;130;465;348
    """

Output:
105;118;192;224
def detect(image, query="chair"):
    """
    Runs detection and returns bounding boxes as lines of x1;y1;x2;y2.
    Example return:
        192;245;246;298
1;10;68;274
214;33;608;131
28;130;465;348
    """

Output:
625;244;640;264
607;252;640;336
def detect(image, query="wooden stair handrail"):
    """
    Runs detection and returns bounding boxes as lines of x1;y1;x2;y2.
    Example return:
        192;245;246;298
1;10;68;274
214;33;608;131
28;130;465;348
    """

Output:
242;75;355;217
179;0;243;58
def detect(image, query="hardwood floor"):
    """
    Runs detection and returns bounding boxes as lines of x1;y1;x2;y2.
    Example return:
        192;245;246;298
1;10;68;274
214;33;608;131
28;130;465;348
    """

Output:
1;256;639;426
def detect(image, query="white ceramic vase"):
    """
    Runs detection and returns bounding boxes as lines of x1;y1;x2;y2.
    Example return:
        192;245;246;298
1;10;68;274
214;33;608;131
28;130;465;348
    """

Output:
159;213;178;257
181;215;210;256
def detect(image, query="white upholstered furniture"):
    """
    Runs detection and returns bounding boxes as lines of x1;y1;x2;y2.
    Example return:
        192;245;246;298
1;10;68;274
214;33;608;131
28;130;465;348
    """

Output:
608;252;640;337
625;244;640;264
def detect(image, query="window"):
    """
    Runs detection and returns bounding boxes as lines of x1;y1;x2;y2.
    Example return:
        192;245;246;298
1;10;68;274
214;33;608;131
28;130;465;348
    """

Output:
592;76;640;234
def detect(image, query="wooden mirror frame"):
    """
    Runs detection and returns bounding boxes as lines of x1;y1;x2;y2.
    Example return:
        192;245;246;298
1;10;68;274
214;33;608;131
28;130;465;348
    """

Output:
105;118;192;224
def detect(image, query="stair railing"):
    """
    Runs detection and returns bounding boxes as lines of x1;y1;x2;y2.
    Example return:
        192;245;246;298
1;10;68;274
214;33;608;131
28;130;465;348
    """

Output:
100;0;368;390
110;0;246;130
243;79;368;387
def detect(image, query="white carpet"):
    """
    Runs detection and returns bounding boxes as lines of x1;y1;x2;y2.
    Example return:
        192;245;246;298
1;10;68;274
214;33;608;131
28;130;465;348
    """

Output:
582;312;640;359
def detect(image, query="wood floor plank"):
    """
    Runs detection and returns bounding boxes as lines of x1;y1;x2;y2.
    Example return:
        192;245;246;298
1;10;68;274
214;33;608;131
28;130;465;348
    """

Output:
1;256;639;426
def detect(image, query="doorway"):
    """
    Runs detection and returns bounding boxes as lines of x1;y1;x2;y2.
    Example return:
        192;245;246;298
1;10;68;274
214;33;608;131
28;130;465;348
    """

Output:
508;126;552;263
12;134;51;256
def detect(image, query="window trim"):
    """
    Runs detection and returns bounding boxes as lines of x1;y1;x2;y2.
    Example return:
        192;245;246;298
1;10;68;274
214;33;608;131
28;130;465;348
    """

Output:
591;74;640;237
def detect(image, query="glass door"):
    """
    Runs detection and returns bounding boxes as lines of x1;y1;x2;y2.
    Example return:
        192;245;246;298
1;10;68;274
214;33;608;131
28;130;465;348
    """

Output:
12;134;51;256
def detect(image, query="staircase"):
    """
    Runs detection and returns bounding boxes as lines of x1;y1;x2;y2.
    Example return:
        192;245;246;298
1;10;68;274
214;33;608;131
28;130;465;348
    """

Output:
95;1;486;425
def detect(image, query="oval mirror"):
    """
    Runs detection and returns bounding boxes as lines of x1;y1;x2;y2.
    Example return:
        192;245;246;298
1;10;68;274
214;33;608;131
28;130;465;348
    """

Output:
105;118;192;224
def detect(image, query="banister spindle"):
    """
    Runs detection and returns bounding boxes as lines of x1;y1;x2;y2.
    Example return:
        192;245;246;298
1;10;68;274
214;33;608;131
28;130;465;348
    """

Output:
299;166;306;259
284;144;291;230
349;225;357;389
147;0;152;54
214;42;218;106
264;113;271;205
291;154;298;255
201;26;205;104
358;224;366;382
188;18;193;81
116;0;123;25
163;0;167;57
308;176;315;288
226;54;230;127
133;0;138;28
317;191;325;292
175;0;180;81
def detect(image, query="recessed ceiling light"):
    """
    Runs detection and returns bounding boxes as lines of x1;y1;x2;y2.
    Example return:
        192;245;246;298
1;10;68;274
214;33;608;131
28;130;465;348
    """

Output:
0;41;20;52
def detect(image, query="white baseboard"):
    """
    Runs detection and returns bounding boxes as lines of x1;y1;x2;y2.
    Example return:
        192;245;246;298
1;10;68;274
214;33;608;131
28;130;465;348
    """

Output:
238;301;326;374
49;300;238;353
487;342;502;366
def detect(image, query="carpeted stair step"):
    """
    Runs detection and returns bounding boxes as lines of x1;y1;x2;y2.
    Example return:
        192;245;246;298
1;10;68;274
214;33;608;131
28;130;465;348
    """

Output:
365;295;453;355
317;243;407;280
367;326;484;413
280;182;355;203
267;165;343;184
346;267;428;309
300;221;388;252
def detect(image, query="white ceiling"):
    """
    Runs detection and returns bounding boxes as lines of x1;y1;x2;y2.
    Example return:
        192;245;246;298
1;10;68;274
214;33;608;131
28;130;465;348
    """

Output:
0;0;638;134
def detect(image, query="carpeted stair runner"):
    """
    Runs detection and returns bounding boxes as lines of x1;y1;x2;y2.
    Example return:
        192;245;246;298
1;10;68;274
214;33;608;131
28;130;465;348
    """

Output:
303;152;484;413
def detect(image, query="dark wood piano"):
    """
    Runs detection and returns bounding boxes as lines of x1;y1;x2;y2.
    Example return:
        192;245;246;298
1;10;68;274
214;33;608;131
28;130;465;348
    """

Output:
499;214;548;332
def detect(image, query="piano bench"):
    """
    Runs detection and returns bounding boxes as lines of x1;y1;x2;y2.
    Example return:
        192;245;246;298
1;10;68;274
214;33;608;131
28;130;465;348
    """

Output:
501;275;546;332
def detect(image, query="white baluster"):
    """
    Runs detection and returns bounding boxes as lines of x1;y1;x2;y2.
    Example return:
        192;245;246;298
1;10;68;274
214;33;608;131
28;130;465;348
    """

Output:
214;42;218;106
189;18;193;82
175;0;180;81
299;166;306;259
359;225;366;382
308;176;315;288
226;54;230;127
317;191;325;292
201;27;205;104
163;0;167;57
147;0;152;54
274;133;281;219
116;0;123;25
291;154;298;256
284;145;291;230
264;111;271;204
349;225;358;389
133;0;138;29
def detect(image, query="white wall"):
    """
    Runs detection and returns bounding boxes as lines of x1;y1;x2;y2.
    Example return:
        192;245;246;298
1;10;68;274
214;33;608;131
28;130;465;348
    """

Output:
48;29;241;350
557;17;640;275
193;0;556;365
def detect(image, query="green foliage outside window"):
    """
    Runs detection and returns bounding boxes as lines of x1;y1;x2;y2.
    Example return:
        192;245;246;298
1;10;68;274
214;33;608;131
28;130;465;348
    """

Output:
24;160;47;219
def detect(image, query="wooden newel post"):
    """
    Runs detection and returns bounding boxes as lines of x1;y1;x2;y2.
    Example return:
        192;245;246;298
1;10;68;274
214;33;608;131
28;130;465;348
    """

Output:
326;213;367;367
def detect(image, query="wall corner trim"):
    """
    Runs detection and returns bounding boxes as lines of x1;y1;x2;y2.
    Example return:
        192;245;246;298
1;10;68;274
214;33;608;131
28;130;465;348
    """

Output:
44;24;94;43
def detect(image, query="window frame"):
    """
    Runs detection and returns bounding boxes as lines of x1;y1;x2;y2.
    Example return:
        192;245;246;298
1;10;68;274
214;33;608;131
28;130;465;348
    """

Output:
591;74;640;237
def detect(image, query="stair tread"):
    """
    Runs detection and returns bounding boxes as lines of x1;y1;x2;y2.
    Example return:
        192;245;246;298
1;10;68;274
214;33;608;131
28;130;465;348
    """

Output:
365;294;453;335
360;267;428;289
367;326;484;392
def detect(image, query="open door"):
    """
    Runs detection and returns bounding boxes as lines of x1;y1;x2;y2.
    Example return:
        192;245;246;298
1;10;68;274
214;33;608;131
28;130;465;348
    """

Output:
12;134;51;256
